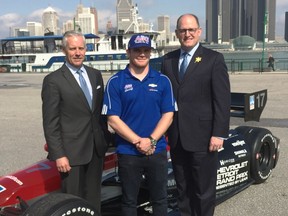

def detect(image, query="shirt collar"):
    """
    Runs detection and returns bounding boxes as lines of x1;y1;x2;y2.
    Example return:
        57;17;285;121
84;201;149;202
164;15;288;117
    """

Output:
65;62;85;75
124;64;156;80
181;42;200;57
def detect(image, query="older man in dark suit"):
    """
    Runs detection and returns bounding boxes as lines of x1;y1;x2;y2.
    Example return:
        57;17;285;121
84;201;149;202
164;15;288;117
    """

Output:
161;14;231;216
42;30;109;212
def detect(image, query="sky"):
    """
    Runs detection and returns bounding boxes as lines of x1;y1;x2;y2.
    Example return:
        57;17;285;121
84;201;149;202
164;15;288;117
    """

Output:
0;0;287;39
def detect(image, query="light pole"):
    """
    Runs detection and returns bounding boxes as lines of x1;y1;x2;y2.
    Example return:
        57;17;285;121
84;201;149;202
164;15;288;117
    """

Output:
261;7;268;72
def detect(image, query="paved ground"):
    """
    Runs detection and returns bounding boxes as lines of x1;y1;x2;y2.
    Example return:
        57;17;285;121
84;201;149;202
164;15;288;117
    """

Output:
0;71;287;215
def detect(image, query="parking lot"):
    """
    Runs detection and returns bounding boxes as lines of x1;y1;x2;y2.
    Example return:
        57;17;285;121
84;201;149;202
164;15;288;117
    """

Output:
0;72;287;215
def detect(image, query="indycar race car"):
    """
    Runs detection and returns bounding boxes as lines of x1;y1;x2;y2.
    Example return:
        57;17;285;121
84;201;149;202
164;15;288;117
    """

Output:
0;89;280;216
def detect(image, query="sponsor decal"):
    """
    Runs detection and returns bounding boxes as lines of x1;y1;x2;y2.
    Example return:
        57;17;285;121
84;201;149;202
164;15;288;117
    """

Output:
261;133;275;143
234;149;247;158
219;158;235;166
232;140;246;147
144;206;153;214
228;132;239;138
218;147;224;152
62;207;95;215
167;179;177;187
26;162;51;173
217;161;248;190
249;95;255;110
124;84;133;92
0;185;6;193
148;83;157;88
148;83;158;92
4;175;23;186
149;89;158;92
258;169;272;180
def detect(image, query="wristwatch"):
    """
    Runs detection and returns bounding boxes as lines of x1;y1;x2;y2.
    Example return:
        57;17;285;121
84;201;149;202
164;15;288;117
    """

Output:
149;136;157;147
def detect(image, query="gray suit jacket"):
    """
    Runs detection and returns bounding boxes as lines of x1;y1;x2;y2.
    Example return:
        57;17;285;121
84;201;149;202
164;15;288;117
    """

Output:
42;64;108;166
161;44;231;152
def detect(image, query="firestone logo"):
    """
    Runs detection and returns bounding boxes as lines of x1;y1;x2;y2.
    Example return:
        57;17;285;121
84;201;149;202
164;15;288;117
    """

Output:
61;207;95;215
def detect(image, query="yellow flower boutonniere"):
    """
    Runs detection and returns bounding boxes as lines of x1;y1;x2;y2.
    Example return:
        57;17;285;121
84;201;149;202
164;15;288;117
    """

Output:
195;57;202;63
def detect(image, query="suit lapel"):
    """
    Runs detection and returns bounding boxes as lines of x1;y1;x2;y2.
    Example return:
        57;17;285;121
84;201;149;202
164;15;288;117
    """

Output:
182;45;203;80
85;66;98;111
171;50;181;83
62;65;91;111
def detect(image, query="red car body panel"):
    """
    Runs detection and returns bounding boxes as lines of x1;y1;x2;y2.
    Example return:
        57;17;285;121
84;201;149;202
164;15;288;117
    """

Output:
0;153;118;207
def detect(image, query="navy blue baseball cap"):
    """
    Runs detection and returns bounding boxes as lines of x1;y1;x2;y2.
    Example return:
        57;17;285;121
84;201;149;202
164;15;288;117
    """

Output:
128;34;152;49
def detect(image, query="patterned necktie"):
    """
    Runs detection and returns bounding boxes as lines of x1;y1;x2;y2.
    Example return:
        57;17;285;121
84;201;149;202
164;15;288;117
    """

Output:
179;52;189;80
77;69;92;109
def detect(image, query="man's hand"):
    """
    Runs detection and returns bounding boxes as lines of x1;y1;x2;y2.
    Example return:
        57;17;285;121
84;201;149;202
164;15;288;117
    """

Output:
209;136;224;152
56;157;71;173
136;137;156;155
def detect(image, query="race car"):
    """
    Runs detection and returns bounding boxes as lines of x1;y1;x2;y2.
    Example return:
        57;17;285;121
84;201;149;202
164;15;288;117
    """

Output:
0;89;280;216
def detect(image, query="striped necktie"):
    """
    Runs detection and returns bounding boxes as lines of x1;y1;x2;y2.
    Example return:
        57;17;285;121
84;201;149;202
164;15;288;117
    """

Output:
179;52;189;80
77;69;92;109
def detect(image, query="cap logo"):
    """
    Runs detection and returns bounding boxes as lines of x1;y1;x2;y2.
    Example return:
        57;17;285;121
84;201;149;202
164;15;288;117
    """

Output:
134;35;150;44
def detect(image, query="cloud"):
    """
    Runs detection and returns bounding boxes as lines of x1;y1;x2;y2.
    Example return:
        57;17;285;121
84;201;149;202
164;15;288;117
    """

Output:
28;9;46;21
1;14;21;27
0;13;24;38
97;9;116;31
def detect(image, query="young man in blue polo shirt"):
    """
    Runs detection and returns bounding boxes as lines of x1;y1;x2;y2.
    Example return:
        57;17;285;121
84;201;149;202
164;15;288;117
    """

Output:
102;33;176;215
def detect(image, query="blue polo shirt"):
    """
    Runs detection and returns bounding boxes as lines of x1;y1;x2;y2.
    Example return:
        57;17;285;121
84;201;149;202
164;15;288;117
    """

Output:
102;65;176;155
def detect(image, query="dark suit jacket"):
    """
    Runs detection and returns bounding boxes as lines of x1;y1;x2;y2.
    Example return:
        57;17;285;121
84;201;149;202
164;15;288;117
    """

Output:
42;64;108;166
161;44;231;152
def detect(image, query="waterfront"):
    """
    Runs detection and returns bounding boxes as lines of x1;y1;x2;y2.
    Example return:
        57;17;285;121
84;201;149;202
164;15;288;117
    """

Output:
1;48;288;73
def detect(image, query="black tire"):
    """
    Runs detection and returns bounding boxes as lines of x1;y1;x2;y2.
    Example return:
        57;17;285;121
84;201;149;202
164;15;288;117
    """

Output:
236;126;276;184
22;193;100;216
234;126;253;138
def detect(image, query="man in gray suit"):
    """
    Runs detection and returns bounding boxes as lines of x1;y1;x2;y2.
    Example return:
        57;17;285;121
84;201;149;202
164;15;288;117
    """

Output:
161;14;231;216
42;30;109;212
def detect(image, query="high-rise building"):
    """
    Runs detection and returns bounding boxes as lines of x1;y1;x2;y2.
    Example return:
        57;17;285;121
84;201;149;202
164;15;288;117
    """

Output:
285;12;288;42
206;0;276;43
75;3;96;34
116;0;135;33
106;20;114;34
78;11;96;34
26;22;43;36
63;20;75;33
26;22;43;50
246;0;276;42
157;15;170;42
136;17;149;32
42;6;60;35
90;6;99;34
12;28;29;37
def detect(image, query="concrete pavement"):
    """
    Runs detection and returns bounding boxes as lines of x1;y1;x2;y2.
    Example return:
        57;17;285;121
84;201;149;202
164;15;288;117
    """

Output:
0;72;287;215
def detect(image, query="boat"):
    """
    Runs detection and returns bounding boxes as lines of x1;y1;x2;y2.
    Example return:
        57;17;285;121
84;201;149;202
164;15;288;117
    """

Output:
0;32;160;73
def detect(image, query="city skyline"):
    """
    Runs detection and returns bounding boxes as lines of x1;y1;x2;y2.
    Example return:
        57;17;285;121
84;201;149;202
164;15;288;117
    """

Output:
0;0;287;40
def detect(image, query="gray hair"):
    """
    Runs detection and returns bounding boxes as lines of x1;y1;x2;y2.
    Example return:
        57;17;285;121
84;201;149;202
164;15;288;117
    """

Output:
62;30;86;48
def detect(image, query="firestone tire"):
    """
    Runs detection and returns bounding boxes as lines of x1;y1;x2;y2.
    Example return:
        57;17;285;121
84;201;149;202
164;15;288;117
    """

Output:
22;193;100;216
235;126;276;184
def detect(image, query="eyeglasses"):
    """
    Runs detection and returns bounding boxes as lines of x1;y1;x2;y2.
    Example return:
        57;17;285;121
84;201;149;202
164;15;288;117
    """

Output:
177;28;199;34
